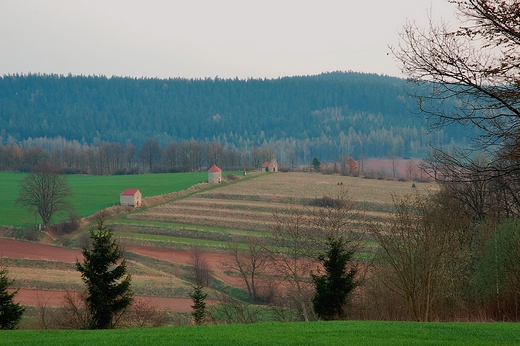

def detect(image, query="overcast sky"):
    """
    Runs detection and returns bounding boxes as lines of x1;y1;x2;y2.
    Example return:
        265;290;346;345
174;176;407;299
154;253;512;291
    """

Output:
0;1;457;79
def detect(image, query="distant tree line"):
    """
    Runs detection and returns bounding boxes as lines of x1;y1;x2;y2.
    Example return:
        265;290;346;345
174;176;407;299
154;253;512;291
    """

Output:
3;136;407;176
0;139;280;174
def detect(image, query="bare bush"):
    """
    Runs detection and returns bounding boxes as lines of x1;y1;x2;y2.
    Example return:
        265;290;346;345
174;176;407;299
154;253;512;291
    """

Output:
76;232;91;250
54;290;90;329
52;212;80;236
189;246;212;287
34;292;57;330
224;173;240;182
119;298;169;328
208;294;264;324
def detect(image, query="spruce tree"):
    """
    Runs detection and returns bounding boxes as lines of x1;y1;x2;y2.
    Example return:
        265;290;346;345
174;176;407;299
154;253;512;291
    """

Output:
190;285;207;325
0;260;25;329
311;157;321;172
312;236;357;320
76;219;133;329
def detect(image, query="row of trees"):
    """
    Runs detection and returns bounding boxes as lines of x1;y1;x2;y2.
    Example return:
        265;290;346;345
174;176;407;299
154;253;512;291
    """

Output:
0;140;280;174
2;137;395;179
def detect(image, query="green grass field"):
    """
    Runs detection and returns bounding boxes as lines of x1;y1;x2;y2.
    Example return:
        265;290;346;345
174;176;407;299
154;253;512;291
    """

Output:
0;172;207;227
2;321;519;346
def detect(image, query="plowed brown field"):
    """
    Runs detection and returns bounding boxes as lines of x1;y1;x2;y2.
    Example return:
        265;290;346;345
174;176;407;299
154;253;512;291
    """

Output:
14;289;197;312
1;238;233;311
0;238;81;262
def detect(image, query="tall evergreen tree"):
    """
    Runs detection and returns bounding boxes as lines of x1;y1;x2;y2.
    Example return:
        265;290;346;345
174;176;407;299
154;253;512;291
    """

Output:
0;260;25;330
190;285;207;325
311;157;321;172
76;219;133;329
312;236;357;320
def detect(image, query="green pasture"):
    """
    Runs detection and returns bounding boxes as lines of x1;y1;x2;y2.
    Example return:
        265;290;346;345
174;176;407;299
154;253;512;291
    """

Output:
3;321;520;346
0;172;207;227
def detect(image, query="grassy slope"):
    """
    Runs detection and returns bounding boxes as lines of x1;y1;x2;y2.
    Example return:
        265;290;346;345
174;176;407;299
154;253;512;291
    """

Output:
0;172;207;227
0;173;27;227
3;321;520;346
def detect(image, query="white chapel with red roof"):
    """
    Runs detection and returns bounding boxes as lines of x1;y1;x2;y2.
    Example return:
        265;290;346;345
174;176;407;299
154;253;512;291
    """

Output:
120;188;142;207
208;164;222;183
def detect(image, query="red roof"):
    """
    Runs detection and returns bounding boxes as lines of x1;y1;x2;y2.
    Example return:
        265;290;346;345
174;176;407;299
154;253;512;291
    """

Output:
120;188;140;196
262;161;270;168
208;164;221;172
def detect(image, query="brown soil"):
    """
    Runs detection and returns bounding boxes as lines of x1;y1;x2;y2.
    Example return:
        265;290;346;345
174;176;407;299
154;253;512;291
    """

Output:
14;288;198;312
126;246;245;288
1;238;245;308
127;246;231;268
0;238;81;263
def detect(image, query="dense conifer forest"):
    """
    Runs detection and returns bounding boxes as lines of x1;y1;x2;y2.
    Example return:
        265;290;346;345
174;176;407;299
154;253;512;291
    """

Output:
0;71;468;162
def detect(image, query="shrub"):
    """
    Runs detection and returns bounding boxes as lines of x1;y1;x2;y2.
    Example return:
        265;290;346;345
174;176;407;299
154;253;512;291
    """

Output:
308;195;347;209
52;213;80;236
225;174;240;182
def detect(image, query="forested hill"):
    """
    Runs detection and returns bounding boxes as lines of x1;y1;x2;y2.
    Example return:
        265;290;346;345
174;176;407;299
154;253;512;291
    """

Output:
0;72;465;160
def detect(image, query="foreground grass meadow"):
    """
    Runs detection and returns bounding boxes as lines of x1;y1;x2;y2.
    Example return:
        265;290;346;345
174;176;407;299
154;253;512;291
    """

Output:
0;172;208;227
2;321;519;346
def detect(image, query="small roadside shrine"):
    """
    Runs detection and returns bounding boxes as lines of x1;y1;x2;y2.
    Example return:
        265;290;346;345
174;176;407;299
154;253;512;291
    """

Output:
208;164;222;183
262;158;278;172
120;188;142;207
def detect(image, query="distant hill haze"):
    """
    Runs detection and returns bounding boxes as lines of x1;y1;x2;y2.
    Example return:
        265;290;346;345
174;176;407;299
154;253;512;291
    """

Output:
0;72;469;160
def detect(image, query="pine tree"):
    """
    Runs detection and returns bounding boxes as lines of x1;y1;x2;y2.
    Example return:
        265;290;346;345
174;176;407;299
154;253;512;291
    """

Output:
190;285;207;325
311;157;321;172
312;236;357;320
76;219;133;329
0;260;25;329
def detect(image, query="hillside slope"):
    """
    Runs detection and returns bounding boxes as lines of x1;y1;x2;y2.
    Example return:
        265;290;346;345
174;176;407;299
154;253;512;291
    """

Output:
0;72;467;159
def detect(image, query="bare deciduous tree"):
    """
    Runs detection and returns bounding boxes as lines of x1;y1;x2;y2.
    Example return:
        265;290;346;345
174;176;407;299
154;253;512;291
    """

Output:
140;138;162;172
224;237;270;303
267;208;318;321
405;159;417;181
16;162;73;230
393;0;520;179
